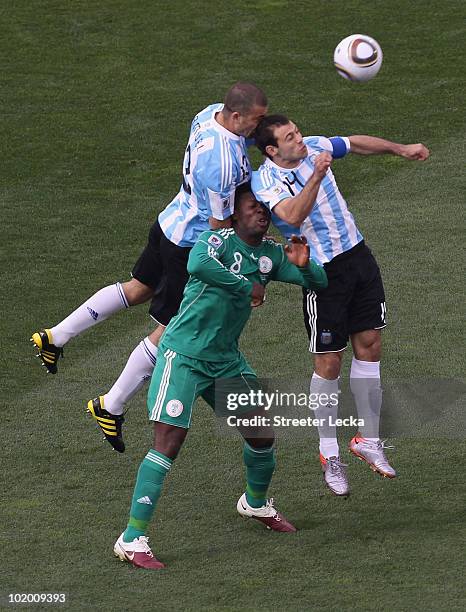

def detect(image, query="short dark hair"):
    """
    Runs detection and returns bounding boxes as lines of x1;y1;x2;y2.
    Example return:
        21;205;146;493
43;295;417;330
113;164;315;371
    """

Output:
234;181;253;207
223;82;267;116
232;183;271;223
254;114;291;158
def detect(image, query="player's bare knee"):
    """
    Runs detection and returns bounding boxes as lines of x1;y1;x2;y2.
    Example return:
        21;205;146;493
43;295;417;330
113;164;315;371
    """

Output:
149;325;166;347
121;279;154;306
352;330;381;361
314;352;342;380
153;422;187;459
245;436;274;449
365;337;381;361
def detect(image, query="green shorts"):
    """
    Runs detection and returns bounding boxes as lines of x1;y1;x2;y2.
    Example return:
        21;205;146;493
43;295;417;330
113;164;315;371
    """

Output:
147;343;258;429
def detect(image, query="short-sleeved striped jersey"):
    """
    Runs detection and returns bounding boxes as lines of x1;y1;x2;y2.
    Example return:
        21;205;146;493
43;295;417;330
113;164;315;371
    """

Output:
158;104;251;247
251;136;363;265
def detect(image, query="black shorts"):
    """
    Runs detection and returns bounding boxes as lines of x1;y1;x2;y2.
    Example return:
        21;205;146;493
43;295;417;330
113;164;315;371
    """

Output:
302;241;386;353
132;220;191;326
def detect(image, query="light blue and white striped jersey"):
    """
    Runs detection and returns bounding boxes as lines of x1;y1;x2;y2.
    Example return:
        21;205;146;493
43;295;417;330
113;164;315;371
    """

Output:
159;104;251;247
251;136;363;265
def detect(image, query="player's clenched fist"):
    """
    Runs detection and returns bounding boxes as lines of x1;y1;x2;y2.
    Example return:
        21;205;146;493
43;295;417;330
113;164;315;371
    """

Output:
284;235;310;267
399;143;430;161
312;152;332;179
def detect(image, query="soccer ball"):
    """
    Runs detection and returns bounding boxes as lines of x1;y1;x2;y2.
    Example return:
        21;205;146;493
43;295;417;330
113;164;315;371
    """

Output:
334;34;383;82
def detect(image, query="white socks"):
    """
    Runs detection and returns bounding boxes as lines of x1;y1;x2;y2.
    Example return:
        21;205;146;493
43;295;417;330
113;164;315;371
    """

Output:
311;358;381;458
350;358;381;442
103;337;158;415
310;372;340;458
48;281;158;415
50;283;129;347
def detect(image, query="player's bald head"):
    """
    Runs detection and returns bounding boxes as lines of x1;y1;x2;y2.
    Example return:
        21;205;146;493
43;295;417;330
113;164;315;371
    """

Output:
224;82;268;115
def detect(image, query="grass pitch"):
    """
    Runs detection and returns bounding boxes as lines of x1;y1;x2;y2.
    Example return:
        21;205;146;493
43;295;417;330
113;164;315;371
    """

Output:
1;1;465;610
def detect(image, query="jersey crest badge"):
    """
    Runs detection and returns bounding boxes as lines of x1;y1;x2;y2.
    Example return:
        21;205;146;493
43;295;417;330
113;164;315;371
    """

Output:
166;400;184;418
208;234;223;248
320;331;333;345
259;256;273;274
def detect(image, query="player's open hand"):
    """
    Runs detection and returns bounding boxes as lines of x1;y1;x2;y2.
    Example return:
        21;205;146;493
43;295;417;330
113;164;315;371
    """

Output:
400;143;430;161
312;152;332;180
251;282;265;308
284;235;310;267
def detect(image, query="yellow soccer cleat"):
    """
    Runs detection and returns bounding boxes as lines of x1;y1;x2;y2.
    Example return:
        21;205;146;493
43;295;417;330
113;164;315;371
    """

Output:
87;396;125;453
30;329;63;374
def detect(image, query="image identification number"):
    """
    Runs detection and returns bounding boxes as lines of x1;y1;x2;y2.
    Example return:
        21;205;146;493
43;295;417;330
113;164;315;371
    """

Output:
8;593;66;604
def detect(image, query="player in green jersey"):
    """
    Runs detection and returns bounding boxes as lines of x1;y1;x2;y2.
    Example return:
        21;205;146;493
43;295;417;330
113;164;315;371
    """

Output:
113;186;328;569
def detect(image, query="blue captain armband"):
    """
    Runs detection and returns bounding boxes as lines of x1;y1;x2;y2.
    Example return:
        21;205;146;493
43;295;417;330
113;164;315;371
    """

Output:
329;136;350;159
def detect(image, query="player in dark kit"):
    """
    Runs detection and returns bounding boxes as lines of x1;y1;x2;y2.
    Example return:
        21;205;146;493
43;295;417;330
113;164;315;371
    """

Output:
112;187;328;569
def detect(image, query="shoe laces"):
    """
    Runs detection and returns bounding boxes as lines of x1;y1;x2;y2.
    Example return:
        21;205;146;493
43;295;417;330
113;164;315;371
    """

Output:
377;439;395;451
135;536;154;557
328;456;348;475
265;498;281;521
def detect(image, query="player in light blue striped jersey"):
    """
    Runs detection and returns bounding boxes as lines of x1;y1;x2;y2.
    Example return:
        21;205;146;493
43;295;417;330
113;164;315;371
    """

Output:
253;132;362;266
32;83;268;451
252;115;429;495
159;102;253;246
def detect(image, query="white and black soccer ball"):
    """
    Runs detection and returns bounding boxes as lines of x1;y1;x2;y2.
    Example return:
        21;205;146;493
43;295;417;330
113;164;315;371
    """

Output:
334;34;383;82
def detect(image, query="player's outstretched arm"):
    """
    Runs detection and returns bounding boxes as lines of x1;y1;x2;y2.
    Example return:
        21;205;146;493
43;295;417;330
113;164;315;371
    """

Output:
348;135;430;160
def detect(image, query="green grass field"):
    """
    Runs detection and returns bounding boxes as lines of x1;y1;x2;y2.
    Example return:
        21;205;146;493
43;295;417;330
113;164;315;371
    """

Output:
2;1;465;610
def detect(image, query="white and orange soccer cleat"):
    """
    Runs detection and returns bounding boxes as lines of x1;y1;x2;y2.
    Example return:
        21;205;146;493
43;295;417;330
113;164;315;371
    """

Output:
320;454;350;496
349;434;396;478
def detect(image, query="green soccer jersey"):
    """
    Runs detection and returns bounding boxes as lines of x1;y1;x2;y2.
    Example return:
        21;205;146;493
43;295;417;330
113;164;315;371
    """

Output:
161;228;328;362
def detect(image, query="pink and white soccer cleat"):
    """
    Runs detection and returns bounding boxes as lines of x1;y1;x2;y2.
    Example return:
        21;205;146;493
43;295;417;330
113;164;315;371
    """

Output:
237;493;297;532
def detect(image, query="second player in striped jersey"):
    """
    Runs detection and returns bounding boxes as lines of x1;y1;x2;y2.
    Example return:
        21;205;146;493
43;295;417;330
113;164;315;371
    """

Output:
252;114;430;495
159;103;252;246
32;83;268;450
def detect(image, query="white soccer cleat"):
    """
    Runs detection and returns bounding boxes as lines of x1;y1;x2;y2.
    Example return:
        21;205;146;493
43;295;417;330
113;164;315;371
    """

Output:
237;493;297;532
320;454;350;496
113;533;165;570
349;435;396;478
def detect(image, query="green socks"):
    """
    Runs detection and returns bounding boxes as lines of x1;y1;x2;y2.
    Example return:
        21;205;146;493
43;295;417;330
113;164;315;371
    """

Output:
122;444;275;542
243;443;276;508
123;450;172;543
